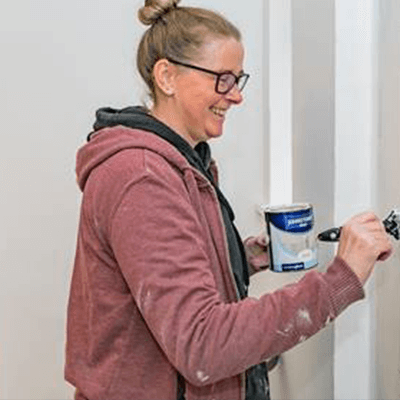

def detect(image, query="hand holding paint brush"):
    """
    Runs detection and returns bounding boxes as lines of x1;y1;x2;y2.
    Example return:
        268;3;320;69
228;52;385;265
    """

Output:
321;211;395;285
318;209;400;242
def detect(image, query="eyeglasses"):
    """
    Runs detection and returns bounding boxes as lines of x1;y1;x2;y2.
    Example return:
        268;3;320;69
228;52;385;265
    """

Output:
167;58;250;95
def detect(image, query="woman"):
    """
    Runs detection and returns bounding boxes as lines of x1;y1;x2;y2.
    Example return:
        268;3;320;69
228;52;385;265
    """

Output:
65;1;393;399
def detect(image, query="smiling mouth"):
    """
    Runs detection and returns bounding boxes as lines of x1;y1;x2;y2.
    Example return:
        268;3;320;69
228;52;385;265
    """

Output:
210;107;227;118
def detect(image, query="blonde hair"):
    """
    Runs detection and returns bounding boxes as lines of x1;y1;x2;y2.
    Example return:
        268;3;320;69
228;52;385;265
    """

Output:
137;0;242;102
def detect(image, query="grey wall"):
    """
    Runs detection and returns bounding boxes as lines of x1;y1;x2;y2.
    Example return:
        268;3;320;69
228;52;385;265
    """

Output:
278;0;335;398
376;0;400;398
251;1;336;399
291;0;335;398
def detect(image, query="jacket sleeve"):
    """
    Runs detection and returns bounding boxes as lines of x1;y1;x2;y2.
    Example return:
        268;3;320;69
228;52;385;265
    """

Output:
109;152;365;387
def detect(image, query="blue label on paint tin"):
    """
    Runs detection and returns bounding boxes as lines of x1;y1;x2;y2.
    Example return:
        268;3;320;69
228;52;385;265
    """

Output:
269;208;314;233
282;262;305;271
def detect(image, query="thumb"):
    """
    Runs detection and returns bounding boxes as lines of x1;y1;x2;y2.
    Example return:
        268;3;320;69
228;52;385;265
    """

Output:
255;233;269;248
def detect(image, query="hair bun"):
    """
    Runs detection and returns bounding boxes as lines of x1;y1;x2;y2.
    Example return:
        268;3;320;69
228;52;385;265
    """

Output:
138;0;181;26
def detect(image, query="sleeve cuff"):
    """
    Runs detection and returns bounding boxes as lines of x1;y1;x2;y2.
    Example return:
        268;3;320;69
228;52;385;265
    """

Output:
324;256;365;316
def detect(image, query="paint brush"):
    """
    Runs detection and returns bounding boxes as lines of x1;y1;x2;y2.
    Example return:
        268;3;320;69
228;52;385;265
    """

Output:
317;208;400;242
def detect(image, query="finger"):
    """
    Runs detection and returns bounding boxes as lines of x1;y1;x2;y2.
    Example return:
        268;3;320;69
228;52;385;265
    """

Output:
249;245;265;257
367;220;390;239
376;237;394;261
251;253;270;270
352;211;379;224
255;233;269;247
378;248;393;261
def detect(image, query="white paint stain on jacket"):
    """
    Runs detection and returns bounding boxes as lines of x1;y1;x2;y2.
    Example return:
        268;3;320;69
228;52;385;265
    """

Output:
297;309;312;325
137;287;152;313
197;370;210;383
298;335;307;344
276;323;293;337
325;313;335;326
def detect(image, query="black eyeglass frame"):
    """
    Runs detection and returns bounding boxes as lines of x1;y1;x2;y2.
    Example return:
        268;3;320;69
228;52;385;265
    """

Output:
166;58;250;95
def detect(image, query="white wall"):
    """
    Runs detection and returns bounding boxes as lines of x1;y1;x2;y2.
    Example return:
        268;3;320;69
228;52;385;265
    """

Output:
0;1;142;398
4;1;398;399
268;0;292;207
0;0;264;399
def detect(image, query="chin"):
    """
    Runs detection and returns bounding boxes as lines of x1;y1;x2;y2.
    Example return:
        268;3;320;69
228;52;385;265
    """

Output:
203;133;222;142
205;127;225;140
212;130;224;139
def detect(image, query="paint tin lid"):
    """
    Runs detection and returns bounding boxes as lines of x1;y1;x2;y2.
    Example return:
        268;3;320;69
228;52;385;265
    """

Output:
261;203;312;214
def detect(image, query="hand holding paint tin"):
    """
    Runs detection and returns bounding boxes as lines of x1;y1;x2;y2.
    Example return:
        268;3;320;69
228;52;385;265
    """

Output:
337;211;394;285
263;204;318;272
245;233;270;273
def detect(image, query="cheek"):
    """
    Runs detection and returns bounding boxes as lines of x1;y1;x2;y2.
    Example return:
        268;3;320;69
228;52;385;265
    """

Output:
177;78;221;120
185;93;215;118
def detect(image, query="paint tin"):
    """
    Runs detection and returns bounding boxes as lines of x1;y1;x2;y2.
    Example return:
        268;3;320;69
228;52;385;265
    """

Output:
263;203;318;272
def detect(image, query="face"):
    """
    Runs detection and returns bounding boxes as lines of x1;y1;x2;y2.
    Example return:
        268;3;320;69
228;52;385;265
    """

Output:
171;37;245;147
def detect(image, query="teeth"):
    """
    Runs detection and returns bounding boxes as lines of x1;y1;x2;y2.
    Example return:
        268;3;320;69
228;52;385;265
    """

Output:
211;107;227;117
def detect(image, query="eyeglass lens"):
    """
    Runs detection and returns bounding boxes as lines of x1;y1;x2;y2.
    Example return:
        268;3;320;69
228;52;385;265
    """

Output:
217;73;247;94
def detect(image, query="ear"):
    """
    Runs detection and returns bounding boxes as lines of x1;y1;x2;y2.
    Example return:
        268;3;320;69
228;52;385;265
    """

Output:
153;59;177;97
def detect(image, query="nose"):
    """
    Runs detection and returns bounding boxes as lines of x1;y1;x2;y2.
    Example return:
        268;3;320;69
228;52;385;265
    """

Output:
225;84;243;104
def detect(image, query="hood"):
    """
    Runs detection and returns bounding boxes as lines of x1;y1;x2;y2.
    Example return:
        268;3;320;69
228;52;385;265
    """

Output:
76;106;214;192
76;106;243;285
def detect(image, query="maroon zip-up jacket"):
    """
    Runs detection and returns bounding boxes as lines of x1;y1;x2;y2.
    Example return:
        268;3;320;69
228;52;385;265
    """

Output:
65;126;365;400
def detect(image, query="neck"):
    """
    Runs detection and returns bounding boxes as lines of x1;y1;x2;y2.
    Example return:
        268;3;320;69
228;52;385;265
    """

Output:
150;102;198;148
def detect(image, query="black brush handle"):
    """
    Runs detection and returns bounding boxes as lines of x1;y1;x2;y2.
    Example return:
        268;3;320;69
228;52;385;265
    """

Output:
318;210;400;242
317;227;342;242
